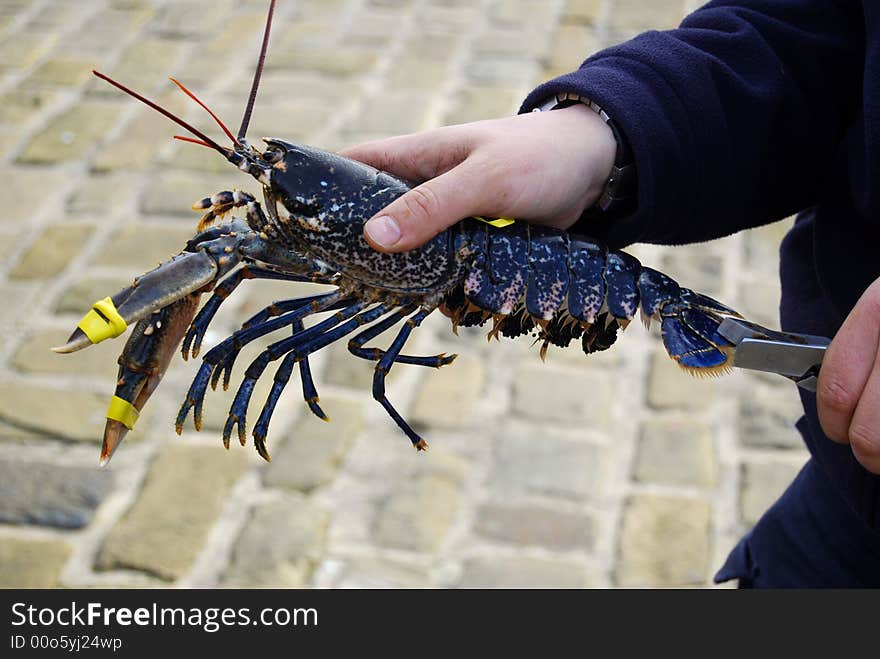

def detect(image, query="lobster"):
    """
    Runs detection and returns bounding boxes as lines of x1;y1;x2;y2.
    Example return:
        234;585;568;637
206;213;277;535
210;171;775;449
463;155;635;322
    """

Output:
54;0;743;465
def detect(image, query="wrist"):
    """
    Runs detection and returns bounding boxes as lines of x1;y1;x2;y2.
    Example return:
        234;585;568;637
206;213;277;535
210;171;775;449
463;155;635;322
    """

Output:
533;92;636;218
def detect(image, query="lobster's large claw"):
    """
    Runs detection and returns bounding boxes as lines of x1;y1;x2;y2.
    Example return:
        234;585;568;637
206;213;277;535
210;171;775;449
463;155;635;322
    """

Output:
52;250;222;354
100;294;202;465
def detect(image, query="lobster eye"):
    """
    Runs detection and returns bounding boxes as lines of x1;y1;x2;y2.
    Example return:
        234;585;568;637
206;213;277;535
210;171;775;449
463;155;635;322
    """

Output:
263;147;283;164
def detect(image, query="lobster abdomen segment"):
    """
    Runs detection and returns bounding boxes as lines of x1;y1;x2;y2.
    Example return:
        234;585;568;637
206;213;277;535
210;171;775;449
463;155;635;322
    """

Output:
447;221;740;373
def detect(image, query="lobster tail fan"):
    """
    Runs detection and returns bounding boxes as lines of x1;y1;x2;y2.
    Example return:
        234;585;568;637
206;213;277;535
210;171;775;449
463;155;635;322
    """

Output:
658;288;739;376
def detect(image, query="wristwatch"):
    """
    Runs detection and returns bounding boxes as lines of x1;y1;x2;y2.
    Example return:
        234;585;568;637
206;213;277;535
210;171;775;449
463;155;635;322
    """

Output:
533;92;636;218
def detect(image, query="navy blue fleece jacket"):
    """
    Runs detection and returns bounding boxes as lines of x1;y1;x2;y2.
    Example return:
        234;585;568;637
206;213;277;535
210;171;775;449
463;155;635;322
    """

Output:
521;0;880;586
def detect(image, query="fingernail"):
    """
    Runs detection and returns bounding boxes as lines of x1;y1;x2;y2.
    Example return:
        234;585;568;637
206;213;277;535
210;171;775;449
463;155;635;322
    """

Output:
365;215;401;248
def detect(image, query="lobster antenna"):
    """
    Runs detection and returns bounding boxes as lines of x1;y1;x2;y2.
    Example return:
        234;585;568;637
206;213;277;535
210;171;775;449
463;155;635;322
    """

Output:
237;0;276;142
92;70;232;159
169;77;238;145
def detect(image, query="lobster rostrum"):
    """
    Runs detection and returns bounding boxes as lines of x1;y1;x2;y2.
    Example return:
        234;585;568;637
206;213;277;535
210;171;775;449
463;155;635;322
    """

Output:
55;0;743;465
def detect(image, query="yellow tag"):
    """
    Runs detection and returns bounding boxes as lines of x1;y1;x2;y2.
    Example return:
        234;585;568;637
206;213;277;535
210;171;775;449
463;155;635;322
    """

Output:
473;216;516;228
77;297;127;344
106;395;139;430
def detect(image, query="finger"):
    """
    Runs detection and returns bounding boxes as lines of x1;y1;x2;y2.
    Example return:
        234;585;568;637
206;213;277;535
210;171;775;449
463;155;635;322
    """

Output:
847;356;880;473
817;280;880;443
339;126;475;183
363;161;485;252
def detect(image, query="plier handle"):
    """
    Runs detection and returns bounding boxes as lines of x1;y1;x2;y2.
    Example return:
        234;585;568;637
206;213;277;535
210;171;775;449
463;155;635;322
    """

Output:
717;317;831;392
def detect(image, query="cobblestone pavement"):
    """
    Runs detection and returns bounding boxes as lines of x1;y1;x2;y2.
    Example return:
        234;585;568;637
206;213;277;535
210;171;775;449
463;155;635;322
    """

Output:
0;0;808;588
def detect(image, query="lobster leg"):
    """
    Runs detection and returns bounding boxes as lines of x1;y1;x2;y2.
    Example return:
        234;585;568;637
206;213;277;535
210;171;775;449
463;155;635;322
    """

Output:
347;306;457;367
176;290;347;433
182;265;323;359
249;306;398;460
372;308;433;450
223;300;378;448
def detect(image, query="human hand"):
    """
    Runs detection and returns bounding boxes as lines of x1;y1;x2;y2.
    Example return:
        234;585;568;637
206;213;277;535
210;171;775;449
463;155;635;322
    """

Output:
339;104;617;252
817;276;880;474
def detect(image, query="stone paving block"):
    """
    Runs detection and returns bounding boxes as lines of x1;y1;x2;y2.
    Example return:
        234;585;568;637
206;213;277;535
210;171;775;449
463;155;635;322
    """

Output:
443;86;520;124
0;127;18;158
67;173;134;215
12;328;120;379
661;248;725;299
374;474;460;552
562;0;602;24
646;348;717;410
94;222;198;270
67;8;154;56
223;493;328;587
0;32;55;70
0;383;112;443
55;275;133;314
609;0;685;35
0;420;44;442
492;0;555;28
466;56;537;86
740;460;802;527
740;277;782;328
512;364;613;428
415;4;483;33
0;232;16;267
247;100;332;143
268;46;379;77
8;223;94;280
739;380;805;450
151;0;229;38
97;444;249;581
410;355;485;430
543;24;594;78
616;495;711;586
493;430;600;499
474;28;551;61
264;397;363;492
0;87;57;124
18;101;122;164
458;556;589;588
388;58;450;91
634;416;717;488
0;460;113;529
334;556;431;588
139;170;232;217
343;91;431;136
475;502;595;551
0;166;68;224
92;101;184;172
343;10;398;47
0;538;71;588
90;39;184;95
27;56;98;87
744;220;793;277
249;71;352;106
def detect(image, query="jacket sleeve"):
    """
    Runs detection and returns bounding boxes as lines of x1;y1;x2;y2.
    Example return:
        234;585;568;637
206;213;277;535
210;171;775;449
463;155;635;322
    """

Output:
520;0;865;248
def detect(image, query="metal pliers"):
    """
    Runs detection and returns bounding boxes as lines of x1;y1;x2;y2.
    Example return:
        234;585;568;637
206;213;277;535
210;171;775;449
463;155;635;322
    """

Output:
717;317;831;391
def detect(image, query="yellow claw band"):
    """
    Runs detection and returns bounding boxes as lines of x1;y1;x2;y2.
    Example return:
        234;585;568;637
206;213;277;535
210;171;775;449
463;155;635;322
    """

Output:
106;395;139;430
77;297;127;344
473;216;516;228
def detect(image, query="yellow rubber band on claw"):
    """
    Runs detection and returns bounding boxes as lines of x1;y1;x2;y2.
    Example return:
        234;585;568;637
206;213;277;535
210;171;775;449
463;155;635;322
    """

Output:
77;297;127;344
473;216;516;228
106;395;139;430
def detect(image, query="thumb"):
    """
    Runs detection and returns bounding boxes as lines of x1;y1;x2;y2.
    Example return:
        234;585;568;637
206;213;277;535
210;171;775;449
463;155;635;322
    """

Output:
364;163;482;252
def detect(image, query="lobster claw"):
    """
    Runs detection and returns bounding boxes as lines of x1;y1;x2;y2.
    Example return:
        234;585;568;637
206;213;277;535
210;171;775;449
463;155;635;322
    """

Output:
100;294;202;465
52;250;222;355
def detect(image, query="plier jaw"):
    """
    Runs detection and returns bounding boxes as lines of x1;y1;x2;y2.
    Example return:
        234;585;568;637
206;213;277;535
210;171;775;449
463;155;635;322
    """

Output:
717;317;830;392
